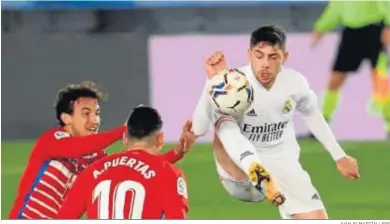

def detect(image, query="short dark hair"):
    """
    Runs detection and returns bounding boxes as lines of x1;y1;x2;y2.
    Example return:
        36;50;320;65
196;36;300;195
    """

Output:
250;25;286;49
126;106;163;140
55;81;105;126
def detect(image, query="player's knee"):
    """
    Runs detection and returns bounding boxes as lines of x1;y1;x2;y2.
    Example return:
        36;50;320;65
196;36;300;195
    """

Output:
220;177;265;202
328;72;346;90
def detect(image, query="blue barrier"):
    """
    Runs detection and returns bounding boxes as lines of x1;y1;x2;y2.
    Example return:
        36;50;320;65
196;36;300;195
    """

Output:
1;1;326;10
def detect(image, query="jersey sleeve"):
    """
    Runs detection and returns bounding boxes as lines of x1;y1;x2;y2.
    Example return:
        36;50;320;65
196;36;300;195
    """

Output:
56;171;89;219
159;149;183;164
162;163;188;219
292;71;346;161
293;73;319;116
313;1;342;32
379;1;390;26
74;150;107;173
192;81;213;136
213;113;240;131
37;126;125;160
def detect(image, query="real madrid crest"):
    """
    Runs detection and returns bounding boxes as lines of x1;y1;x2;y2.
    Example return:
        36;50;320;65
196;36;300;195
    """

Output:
283;99;292;114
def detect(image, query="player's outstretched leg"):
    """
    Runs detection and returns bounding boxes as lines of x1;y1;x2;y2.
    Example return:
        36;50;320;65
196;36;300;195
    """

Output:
214;118;285;206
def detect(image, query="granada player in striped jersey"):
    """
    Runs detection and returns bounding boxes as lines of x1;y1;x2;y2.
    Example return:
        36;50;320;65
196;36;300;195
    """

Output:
9;81;185;219
57;106;193;219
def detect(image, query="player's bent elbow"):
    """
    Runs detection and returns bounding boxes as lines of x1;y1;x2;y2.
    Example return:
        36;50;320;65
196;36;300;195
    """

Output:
192;113;212;136
192;125;210;137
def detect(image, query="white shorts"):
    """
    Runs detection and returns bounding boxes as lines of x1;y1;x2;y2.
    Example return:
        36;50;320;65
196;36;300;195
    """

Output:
213;151;326;218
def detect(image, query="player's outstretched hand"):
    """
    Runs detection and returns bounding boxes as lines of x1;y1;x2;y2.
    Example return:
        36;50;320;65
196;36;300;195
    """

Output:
204;51;227;79
336;155;360;180
310;31;324;48
174;120;196;155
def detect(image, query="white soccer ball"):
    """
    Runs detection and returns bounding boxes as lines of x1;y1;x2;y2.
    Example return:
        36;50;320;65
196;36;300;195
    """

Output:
208;68;254;116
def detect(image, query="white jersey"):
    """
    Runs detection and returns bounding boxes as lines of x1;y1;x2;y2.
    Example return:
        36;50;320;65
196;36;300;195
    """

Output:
192;64;344;217
192;64;347;217
193;63;344;160
212;65;318;153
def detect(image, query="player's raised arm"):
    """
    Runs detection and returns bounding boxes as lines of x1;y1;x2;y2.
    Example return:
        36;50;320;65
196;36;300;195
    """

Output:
192;81;214;136
162;163;188;219
159;150;183;164
56;171;88;219
192;51;228;137
38;126;125;159
159;121;196;164
295;73;359;180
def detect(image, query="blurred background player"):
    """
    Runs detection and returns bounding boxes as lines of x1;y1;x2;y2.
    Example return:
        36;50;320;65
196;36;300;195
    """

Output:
193;25;359;219
57;106;195;219
9;81;185;219
309;0;390;139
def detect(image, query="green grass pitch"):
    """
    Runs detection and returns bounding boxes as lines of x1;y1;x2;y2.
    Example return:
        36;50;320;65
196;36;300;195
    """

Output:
1;140;390;219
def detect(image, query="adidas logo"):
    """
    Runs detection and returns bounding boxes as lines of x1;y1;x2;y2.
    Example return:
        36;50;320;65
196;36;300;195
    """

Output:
311;193;320;200
246;109;257;117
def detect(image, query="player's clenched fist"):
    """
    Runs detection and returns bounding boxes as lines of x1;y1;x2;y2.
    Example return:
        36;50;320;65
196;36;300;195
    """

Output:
336;155;360;180
174;120;196;155
204;51;228;79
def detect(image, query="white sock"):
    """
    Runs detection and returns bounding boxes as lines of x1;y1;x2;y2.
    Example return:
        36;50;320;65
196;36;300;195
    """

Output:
215;117;263;175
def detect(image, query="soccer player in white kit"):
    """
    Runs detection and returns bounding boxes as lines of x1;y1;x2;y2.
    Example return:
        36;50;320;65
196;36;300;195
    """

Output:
192;25;360;219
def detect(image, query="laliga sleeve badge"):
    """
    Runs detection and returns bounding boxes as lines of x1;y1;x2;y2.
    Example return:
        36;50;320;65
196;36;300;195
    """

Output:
54;131;70;139
177;177;188;199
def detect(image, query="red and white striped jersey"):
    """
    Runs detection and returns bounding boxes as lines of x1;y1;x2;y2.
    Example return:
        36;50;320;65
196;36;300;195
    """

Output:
9;126;183;219
9;127;123;219
18;160;77;219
